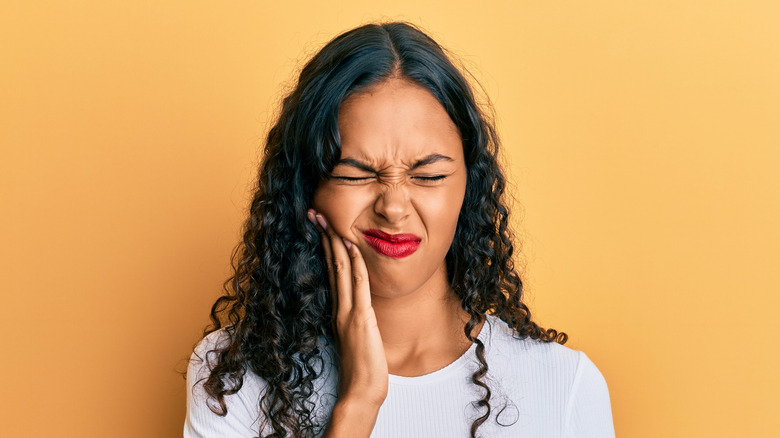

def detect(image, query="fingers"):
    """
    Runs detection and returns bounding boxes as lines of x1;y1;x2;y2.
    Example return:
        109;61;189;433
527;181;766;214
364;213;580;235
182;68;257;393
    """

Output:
326;221;354;314
308;209;338;332
346;241;371;311
308;210;335;292
307;209;353;314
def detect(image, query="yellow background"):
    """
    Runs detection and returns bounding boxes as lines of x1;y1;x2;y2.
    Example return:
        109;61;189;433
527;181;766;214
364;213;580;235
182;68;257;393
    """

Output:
2;1;778;436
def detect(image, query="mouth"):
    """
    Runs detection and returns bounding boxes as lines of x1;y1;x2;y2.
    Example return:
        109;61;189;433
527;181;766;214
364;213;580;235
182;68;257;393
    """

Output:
361;229;422;258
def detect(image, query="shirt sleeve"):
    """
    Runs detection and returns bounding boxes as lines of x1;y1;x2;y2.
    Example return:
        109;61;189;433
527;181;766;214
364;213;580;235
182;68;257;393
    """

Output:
183;334;264;438
564;351;616;438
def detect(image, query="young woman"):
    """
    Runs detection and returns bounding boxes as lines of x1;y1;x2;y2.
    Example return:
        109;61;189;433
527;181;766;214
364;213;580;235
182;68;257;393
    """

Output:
185;21;614;438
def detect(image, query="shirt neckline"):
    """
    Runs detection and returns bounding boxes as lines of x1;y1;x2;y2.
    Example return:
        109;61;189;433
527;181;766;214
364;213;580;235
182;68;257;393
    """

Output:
388;314;494;386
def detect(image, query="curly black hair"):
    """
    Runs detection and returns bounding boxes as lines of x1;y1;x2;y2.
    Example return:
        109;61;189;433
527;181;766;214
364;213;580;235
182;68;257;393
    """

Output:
194;21;567;438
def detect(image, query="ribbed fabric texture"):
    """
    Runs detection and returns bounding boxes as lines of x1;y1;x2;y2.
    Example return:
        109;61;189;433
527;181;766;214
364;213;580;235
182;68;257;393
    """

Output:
185;315;615;437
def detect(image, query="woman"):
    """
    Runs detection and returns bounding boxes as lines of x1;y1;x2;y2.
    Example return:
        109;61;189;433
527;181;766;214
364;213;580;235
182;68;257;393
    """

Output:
185;21;614;438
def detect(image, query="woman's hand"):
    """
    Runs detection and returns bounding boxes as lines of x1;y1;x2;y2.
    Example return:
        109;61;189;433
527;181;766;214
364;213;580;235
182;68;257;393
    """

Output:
307;209;389;411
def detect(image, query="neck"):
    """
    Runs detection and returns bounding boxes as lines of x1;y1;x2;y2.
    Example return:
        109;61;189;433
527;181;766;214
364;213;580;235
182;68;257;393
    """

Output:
369;263;484;376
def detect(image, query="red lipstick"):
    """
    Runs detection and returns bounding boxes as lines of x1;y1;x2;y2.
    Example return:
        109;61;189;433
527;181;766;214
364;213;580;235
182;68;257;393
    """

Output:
361;229;421;258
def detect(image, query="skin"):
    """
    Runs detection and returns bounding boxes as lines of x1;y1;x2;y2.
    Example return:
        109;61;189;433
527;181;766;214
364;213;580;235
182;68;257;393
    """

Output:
306;77;485;435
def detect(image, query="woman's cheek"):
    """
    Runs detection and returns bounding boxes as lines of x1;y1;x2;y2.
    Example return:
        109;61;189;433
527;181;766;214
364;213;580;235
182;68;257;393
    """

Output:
312;186;366;239
413;187;456;218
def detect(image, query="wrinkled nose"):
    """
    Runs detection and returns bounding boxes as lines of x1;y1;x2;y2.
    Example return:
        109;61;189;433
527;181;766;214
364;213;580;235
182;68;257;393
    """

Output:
374;185;410;224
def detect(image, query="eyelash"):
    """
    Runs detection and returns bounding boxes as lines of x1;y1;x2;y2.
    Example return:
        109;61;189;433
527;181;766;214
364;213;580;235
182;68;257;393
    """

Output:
413;175;446;182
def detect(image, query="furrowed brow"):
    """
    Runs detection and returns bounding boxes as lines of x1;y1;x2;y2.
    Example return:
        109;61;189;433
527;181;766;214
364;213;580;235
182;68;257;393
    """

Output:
334;154;454;172
334;158;377;173
410;154;454;169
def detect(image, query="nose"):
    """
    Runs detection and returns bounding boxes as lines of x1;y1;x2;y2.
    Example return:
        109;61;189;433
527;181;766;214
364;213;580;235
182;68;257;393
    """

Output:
373;185;410;224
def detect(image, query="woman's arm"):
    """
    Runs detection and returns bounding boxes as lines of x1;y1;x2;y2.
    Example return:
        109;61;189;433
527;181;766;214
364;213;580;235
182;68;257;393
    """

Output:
322;396;382;437
310;209;389;437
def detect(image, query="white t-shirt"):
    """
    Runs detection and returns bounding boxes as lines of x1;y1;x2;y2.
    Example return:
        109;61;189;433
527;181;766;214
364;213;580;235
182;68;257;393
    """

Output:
185;314;615;437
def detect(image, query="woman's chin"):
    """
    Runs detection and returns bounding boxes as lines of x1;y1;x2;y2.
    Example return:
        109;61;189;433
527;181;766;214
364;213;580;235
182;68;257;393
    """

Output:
365;277;420;300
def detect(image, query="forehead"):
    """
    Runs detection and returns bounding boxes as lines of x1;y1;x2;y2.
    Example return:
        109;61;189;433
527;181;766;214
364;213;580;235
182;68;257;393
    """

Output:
336;78;463;165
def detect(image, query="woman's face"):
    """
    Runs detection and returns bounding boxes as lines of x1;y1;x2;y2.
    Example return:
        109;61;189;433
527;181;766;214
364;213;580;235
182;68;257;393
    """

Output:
312;78;467;298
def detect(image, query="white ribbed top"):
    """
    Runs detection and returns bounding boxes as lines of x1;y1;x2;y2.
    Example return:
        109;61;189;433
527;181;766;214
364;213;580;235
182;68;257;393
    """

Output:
185;314;615;437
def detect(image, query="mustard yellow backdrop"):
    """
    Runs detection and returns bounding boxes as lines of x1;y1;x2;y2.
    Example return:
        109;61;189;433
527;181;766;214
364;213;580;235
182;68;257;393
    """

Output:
2;1;778;436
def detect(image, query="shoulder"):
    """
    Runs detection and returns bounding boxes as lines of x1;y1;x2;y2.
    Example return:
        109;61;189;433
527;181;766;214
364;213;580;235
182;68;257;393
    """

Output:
481;314;615;436
184;329;266;437
482;314;582;377
482;314;609;390
184;329;340;438
563;350;614;437
187;329;230;384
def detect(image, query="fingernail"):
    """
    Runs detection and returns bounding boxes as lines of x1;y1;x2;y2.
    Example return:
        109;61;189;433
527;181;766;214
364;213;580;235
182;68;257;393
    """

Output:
306;209;316;225
315;214;327;229
342;238;352;249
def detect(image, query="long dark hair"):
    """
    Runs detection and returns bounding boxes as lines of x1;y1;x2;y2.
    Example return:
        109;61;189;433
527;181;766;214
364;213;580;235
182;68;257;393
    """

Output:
196;21;566;438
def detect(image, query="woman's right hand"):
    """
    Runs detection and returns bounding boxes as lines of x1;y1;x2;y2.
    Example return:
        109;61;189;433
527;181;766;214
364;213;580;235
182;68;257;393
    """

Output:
308;209;389;411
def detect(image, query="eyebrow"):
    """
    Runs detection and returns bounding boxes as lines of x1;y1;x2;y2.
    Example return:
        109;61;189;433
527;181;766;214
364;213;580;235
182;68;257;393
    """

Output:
334;153;455;173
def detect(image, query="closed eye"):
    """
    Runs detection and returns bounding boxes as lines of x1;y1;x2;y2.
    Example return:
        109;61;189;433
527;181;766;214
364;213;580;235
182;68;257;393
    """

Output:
330;175;447;184
412;175;447;182
332;176;374;182
412;175;446;181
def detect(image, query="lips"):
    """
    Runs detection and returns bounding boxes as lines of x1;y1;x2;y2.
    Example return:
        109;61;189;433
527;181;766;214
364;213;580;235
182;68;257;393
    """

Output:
361;229;421;258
